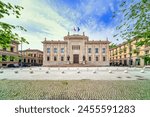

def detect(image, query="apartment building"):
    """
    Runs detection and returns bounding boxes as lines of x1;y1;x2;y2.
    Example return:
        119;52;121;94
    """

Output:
0;41;19;67
110;38;150;67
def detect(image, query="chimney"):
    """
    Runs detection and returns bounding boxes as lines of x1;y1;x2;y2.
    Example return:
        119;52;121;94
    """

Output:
44;37;46;41
68;32;70;36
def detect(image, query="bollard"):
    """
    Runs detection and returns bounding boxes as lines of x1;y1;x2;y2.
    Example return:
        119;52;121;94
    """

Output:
14;71;18;74
109;70;112;73
124;70;128;73
46;71;49;74
30;71;33;74
140;69;144;73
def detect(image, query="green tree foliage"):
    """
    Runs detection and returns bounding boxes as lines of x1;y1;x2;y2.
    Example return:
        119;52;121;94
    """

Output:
113;0;150;46
109;43;117;49
0;1;28;47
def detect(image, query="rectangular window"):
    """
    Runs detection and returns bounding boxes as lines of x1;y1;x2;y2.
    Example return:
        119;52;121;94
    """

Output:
34;54;36;57
47;56;50;61
47;48;50;53
145;51;149;55
96;56;98;61
95;48;99;53
88;48;91;53
72;45;80;50
61;48;64;53
61;56;64;61
89;56;91;61
54;56;57;61
103;57;106;61
102;48;106;53
2;55;7;61
3;47;6;51
54;48;57;53
10;47;14;52
10;56;14;61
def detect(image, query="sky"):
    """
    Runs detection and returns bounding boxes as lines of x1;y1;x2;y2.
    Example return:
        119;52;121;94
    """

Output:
3;0;122;50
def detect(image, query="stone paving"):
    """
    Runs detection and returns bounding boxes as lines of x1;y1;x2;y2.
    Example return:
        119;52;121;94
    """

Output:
0;67;150;80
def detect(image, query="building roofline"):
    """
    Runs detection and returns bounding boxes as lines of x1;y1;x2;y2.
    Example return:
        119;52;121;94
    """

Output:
109;37;139;50
42;40;68;44
19;49;43;53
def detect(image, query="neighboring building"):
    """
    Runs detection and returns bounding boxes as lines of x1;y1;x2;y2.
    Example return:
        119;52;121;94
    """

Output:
42;33;110;66
0;41;19;67
109;38;150;67
19;49;43;66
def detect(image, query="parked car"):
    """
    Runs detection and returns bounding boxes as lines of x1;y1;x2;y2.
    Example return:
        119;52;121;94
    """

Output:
7;64;19;68
19;63;31;67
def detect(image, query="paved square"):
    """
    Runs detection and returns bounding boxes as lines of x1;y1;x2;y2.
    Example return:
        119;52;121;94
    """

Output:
0;67;150;80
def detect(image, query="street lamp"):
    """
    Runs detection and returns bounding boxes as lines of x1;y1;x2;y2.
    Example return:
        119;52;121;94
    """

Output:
20;40;23;67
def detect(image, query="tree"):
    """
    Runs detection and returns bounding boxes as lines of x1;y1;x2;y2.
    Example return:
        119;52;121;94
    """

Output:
0;1;28;48
113;0;150;46
109;43;117;49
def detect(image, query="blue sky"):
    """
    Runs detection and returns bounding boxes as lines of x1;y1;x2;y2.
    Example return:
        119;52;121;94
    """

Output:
3;0;122;50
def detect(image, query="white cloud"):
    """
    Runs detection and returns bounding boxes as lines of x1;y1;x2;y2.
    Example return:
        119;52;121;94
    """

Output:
2;0;121;50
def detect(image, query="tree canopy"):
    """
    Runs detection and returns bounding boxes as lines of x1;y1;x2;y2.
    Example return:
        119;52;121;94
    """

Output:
0;1;28;47
113;0;150;47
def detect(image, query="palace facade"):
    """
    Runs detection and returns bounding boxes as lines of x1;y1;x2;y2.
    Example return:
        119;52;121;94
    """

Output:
42;33;110;66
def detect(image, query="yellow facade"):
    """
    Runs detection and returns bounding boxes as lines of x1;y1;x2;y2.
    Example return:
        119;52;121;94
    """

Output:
19;49;43;66
110;38;150;67
0;41;19;67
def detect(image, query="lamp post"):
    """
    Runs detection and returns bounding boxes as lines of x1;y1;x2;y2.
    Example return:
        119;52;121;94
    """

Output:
20;40;23;67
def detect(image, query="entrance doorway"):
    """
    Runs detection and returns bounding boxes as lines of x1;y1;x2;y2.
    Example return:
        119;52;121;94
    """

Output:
73;54;79;64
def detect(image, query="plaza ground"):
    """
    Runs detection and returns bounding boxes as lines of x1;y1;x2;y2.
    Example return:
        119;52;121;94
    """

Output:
0;67;150;100
0;80;150;100
0;67;150;80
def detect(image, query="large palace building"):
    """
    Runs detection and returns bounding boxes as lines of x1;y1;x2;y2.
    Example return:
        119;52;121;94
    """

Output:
42;33;110;66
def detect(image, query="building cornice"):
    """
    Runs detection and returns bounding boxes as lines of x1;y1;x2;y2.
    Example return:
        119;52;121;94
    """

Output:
19;49;43;53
